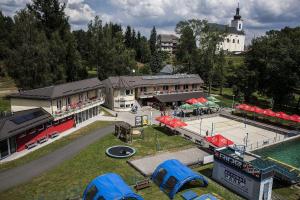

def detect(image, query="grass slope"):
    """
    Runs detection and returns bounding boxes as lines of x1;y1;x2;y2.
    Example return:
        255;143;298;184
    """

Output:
0;121;114;172
0;126;242;200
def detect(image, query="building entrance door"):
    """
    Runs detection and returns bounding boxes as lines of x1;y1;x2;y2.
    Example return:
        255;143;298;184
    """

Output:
0;139;9;159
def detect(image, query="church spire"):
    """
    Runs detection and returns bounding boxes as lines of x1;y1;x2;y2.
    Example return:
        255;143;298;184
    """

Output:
234;3;241;20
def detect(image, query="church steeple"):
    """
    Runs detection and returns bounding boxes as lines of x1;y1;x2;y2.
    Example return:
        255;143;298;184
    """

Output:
234;3;241;20
231;2;243;31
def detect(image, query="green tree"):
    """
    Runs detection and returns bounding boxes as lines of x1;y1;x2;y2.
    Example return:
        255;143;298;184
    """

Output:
149;51;163;73
243;27;300;107
124;26;132;48
7;10;52;89
149;26;157;55
175;19;226;94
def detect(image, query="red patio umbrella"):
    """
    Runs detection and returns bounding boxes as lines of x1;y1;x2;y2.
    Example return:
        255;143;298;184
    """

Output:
262;109;276;117
275;112;291;121
205;134;234;148
236;104;252;111
250;106;264;114
186;98;198;104
290;115;300;123
197;97;208;103
166;118;187;128
156;116;172;124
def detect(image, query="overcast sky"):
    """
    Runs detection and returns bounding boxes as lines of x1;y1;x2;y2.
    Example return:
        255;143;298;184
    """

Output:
1;0;300;44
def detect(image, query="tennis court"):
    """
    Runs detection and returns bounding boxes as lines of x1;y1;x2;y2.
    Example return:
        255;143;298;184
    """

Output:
184;116;283;146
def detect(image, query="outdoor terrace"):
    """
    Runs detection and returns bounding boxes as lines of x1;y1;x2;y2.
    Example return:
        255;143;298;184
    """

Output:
53;96;105;119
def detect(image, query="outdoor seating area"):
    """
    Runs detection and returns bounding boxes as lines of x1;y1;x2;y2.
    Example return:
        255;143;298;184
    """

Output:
236;104;300;124
177;97;220;118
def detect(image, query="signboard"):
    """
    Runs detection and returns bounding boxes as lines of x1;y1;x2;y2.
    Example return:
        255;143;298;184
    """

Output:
213;161;255;199
142;115;148;126
135;115;149;127
135;116;142;127
214;150;261;179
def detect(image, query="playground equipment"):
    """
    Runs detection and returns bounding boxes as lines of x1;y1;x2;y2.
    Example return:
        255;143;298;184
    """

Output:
114;122;144;143
106;145;136;158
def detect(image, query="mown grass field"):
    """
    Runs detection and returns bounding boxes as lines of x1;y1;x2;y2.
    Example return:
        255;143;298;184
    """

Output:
0;125;243;200
0;121;114;172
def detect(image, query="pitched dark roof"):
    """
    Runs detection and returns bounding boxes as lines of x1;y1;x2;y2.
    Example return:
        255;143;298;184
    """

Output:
154;92;206;103
157;34;179;43
0;108;53;140
208;23;245;35
10;78;103;100
158;65;175;75
103;74;204;89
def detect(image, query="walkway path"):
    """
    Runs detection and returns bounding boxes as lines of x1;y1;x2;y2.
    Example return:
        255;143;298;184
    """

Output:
128;147;211;176
0;124;114;192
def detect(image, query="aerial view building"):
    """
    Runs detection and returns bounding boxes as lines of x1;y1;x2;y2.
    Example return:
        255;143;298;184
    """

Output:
0;1;300;200
103;74;204;111
157;34;179;54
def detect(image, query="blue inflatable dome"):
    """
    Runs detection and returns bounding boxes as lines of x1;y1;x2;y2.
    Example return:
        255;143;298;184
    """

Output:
82;173;144;200
152;159;208;199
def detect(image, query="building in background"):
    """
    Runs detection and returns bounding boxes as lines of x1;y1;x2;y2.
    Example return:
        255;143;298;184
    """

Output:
209;4;245;53
103;74;204;111
157;34;179;54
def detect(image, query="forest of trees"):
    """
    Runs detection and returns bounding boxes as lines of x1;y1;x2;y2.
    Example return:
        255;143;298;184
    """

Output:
0;0;164;89
0;0;299;110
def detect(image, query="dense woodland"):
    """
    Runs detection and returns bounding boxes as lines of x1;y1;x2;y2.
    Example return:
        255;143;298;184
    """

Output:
0;0;299;110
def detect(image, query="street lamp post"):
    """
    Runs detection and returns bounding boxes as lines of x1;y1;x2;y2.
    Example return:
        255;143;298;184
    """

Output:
232;95;235;109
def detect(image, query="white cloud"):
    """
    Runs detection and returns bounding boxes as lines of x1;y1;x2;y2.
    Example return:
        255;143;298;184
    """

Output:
1;0;300;42
64;0;95;26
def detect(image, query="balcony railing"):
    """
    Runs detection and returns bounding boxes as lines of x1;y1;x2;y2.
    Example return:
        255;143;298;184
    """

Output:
138;89;203;97
53;97;105;118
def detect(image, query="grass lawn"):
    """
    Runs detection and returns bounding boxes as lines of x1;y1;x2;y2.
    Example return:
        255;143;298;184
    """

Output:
0;125;242;200
0;121;114;172
0;97;10;112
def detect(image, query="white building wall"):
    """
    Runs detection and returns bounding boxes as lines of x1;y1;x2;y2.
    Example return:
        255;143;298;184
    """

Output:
220;34;245;52
11;98;52;113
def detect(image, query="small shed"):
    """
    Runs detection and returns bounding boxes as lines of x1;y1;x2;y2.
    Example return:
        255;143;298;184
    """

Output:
115;121;133;143
152;159;208;199
82;173;144;200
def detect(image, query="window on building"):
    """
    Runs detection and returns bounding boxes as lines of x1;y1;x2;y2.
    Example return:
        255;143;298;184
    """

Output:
57;99;62;110
140;87;147;92
237;39;240;44
192;84;197;89
227;38;230;43
175;85;180;90
239;24;242;29
126;90;131;95
233;39;235;43
183;85;189;90
163;85;169;91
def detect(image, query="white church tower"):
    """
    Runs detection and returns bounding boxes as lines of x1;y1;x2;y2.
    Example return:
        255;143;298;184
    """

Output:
231;3;243;31
219;3;245;53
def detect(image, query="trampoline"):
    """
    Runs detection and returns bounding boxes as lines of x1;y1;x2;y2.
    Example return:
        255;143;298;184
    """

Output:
106;145;136;158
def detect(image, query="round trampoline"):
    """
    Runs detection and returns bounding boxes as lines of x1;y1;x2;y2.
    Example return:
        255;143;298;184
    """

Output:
106;145;136;158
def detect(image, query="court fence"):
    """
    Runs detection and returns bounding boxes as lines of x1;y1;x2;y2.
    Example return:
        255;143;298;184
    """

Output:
246;134;287;151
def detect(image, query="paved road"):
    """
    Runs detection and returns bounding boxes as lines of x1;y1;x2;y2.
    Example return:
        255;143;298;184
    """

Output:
0;124;114;192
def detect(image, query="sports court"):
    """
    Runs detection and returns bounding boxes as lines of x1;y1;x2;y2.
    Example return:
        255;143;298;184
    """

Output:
184;116;283;147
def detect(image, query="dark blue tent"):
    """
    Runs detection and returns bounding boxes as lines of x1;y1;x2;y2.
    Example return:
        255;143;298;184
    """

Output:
152;159;208;199
82;173;144;200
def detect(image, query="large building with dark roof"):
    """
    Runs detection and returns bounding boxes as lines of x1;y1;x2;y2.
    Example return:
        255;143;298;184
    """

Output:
10;78;105;123
102;74;204;111
1;78;106;159
157;34;179;54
